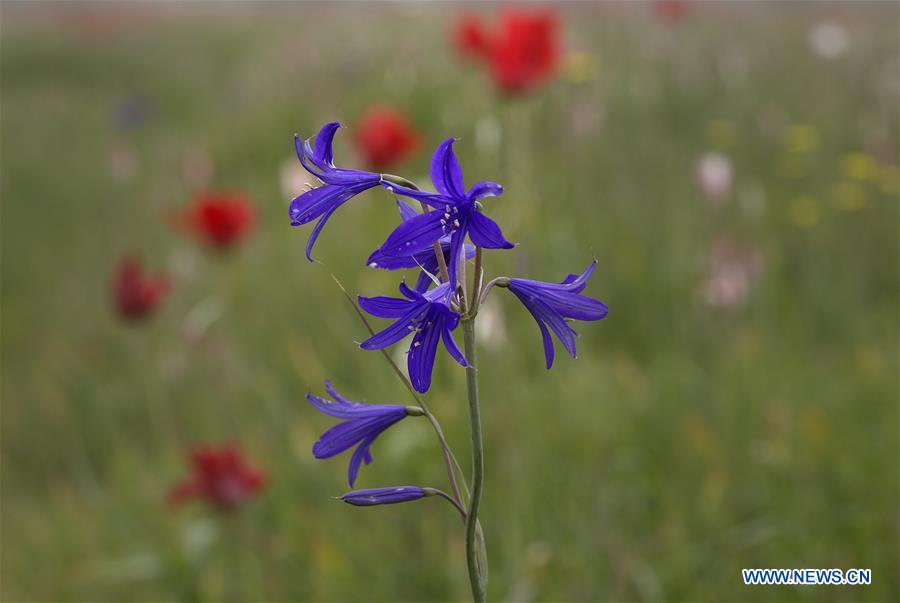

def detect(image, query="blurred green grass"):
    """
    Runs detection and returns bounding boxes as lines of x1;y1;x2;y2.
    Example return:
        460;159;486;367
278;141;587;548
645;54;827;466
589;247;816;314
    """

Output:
1;3;898;602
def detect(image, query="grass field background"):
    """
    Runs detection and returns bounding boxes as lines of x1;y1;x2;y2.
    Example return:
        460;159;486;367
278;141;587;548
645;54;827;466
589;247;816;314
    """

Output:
2;3;898;601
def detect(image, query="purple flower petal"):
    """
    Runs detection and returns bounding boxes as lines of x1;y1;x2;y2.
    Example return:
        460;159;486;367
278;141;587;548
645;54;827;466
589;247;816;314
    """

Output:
306;394;359;420
398;281;424;301
441;323;468;367
527;297;578;358
340;486;426;506
504;260;607;367
414;269;437;293
359;309;419;350
306;381;410;486
445;229;466;288
289;185;351;226
295;134;322;175
304;204;340;262
468;180;504;200
313;417;386;458
536;315;556;369
381;181;447;209
357;295;416;319
468;211;514;249
408;311;443;393
430;138;465;199
313;121;341;168
397;199;419;222
347;434;377;486
377;210;448;258
565;259;598;290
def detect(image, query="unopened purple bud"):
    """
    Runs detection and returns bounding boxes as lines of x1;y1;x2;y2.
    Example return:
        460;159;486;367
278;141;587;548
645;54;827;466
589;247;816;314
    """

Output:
339;486;427;507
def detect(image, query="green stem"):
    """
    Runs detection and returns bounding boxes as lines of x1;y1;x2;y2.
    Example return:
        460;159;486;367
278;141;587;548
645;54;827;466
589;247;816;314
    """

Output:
462;318;487;603
222;514;243;603
425;487;468;520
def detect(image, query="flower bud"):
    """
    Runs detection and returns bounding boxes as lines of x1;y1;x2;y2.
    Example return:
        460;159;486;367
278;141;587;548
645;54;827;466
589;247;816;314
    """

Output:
339;486;427;507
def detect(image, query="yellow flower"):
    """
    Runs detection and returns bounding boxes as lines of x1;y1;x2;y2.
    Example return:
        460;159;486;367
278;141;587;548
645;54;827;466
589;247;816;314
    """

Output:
706;119;736;149
839;152;878;181
831;180;868;212
879;164;899;196
784;124;819;154
788;195;821;228
855;345;883;382
563;51;598;85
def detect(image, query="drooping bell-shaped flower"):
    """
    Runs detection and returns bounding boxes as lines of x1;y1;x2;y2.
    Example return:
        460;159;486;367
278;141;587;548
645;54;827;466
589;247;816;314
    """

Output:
289;122;381;260
359;281;468;393
307;380;422;486
374;138;513;287
366;200;476;292
505;259;608;368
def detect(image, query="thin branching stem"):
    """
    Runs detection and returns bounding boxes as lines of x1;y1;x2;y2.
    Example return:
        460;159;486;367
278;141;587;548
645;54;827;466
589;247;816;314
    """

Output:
479;276;510;307
425;488;467;520
461;317;487;603
467;248;484;319
331;275;468;506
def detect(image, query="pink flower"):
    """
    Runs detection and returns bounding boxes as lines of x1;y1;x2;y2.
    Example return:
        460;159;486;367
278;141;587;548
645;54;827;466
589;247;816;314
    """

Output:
654;0;688;22
703;237;764;309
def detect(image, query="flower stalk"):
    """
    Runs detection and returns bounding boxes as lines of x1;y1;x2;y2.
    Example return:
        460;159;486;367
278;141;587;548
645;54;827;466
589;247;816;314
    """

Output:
461;315;487;603
293;121;608;603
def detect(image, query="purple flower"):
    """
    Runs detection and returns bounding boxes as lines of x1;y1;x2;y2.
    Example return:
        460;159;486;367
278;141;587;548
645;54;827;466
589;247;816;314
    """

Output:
290;122;381;261
506;259;608;369
339;486;426;507
373;138;513;286
307;380;419;487
359;281;467;393
367;200;476;292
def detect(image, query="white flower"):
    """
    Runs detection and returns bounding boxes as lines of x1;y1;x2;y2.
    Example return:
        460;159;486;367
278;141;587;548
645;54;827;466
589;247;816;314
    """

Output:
809;22;850;60
280;156;309;200
695;152;733;206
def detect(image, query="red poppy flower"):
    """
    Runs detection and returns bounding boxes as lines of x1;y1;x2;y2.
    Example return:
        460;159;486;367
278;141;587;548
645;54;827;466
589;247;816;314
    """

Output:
112;255;169;320
353;106;420;171
453;13;490;60
453;10;560;95
169;445;266;511
180;192;255;249
654;0;688;22
489;10;560;94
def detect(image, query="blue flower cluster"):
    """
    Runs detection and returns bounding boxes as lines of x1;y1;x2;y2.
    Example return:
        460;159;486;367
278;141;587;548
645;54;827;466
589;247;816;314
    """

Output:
292;121;608;500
